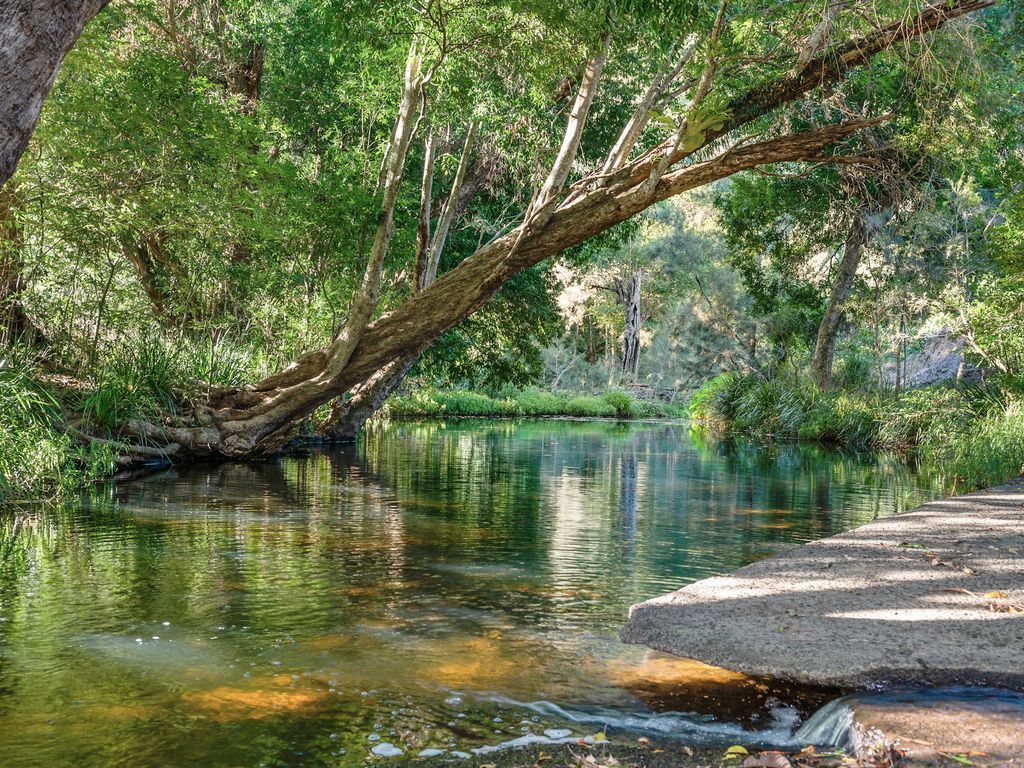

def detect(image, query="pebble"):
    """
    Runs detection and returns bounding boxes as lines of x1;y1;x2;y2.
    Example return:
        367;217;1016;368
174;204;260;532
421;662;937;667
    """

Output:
450;751;472;759
543;728;572;740
417;748;445;757
368;734;381;742
370;743;404;758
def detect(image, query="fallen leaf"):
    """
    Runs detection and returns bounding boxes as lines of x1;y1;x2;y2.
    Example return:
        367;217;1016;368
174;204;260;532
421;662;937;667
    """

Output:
683;746;694;756
985;591;1008;599
725;745;750;759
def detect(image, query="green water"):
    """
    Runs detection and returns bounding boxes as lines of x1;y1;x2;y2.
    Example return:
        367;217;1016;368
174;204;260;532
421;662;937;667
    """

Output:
0;420;940;767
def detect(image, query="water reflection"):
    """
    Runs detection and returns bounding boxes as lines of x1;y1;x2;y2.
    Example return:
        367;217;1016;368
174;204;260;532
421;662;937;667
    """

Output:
0;421;940;767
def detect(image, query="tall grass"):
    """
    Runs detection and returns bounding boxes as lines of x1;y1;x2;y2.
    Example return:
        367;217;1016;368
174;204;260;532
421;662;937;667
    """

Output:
79;343;181;432
1;349;116;505
689;371;1024;492
382;387;685;420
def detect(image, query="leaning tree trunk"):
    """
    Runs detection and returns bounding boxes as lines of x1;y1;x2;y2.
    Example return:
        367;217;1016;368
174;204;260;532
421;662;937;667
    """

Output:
614;270;643;378
810;204;893;389
0;0;110;188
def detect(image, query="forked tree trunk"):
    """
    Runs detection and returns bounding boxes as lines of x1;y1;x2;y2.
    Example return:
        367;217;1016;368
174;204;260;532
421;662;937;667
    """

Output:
614;270;643;377
810;205;892;389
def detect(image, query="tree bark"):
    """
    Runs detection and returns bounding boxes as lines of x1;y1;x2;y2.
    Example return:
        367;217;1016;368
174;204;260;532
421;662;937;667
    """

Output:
418;120;478;290
413;129;437;294
0;0;110;188
323;357;417;441
0;186;41;344
810;204;892;389
614;270;643;377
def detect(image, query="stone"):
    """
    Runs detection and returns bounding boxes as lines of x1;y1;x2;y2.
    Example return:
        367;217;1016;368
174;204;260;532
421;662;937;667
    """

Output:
622;483;1024;689
370;743;403;757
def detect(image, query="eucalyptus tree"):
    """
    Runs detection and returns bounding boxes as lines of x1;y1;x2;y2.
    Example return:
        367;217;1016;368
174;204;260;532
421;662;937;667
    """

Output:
0;0;996;460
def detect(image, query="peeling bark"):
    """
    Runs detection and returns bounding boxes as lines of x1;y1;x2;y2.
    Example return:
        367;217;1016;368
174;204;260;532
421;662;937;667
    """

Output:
614;271;643;377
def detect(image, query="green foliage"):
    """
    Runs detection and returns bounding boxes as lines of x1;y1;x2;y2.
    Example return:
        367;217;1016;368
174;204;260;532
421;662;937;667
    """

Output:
79;344;181;432
920;403;1024;492
691;367;1024;491
383;386;683;420
0;350;116;505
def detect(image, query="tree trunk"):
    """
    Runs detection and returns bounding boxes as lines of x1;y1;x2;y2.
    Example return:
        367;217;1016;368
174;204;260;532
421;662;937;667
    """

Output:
323;357;417;441
0;0;110;188
810;204;892;389
614;270;643;378
123;118;916;462
0;186;40;344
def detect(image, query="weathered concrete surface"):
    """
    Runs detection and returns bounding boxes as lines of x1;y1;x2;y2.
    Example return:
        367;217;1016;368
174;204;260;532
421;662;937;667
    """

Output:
621;483;1024;689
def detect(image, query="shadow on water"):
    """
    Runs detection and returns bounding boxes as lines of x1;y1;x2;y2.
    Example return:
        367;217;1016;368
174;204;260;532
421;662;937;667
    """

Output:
0;420;947;766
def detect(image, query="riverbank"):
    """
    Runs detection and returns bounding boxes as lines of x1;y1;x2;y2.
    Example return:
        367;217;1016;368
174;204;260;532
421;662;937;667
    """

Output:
689;373;1024;493
622;480;1024;687
382;387;687;421
0;358;686;506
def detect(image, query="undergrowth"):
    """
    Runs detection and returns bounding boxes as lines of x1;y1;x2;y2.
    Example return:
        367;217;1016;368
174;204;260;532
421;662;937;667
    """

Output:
0;348;117;506
382;387;686;420
688;371;1024;492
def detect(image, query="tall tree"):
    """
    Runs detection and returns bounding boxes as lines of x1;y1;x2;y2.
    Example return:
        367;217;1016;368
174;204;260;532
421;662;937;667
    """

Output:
0;0;996;460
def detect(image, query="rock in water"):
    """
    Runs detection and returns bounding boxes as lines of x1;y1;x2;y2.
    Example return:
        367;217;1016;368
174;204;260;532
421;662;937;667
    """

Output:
370;743;404;757
543;728;572;740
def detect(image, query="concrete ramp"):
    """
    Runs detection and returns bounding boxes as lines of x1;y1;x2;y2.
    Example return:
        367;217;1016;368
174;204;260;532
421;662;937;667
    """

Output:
621;483;1024;689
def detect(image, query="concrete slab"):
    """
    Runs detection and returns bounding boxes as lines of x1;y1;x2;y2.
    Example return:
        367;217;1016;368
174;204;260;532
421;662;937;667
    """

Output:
621;483;1024;689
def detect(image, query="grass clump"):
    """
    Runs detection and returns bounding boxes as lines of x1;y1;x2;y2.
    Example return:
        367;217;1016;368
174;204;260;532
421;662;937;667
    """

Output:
921;404;1024;492
78;343;183;432
689;370;1024;492
0;350;116;505
384;386;684;421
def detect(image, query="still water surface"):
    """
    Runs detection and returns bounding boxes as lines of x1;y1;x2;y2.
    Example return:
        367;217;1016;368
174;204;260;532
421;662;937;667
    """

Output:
0;421;941;766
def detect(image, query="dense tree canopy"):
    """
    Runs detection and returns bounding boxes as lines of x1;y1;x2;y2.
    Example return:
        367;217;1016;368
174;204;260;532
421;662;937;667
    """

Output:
0;0;1013;470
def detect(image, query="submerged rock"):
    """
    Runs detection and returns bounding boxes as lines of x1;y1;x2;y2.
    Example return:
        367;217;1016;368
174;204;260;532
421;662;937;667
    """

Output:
370;742;404;757
542;728;572;740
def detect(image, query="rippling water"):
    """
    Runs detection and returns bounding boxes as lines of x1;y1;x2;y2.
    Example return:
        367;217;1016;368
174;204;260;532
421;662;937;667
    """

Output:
0;420;941;766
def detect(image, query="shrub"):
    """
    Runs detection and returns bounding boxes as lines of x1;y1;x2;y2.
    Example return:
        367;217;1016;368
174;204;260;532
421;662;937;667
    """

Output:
602;389;638;418
0;350;116;505
687;373;740;424
515;388;567;415
564;395;617;417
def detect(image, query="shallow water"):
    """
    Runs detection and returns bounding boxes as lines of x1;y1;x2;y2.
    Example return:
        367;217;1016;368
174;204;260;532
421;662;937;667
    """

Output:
0;420;942;766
